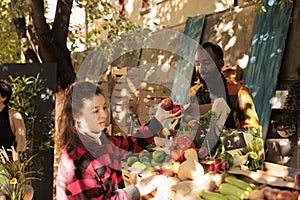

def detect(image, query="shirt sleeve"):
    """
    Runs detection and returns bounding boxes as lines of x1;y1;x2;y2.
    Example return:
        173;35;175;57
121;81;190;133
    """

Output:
122;185;140;200
107;117;163;153
9;109;26;152
238;87;260;129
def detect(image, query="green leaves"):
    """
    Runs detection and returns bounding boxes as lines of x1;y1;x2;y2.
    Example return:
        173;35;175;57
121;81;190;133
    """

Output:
216;128;264;170
8;73;54;152
0;148;41;200
197;111;217;127
0;0;28;63
7;74;54;186
9;74;45;121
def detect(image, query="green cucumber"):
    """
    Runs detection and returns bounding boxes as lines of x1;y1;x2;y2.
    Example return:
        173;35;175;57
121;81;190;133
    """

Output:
219;183;250;199
225;195;240;200
198;190;227;200
225;176;254;192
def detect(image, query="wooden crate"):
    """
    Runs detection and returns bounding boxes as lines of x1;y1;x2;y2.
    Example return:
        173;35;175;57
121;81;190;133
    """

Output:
122;169;140;186
111;67;137;134
137;83;171;125
111;93;138;135
139;83;171;98
137;97;164;125
111;69;174;132
111;67;127;90
112;66;128;76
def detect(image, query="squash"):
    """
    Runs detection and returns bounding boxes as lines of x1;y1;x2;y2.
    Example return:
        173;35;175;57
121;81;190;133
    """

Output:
184;148;199;162
177;159;204;181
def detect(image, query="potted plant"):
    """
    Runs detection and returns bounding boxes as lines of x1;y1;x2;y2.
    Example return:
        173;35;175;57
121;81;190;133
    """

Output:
0;146;40;200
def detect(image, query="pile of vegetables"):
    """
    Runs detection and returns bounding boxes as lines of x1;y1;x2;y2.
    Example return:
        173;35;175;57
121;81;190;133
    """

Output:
215;128;265;170
176;110;218;148
177;148;204;181
197;110;217;127
208;158;227;174
199;176;257;200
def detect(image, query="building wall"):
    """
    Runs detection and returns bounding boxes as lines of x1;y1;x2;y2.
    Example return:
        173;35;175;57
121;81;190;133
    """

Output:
109;1;258;79
110;0;299;89
112;0;235;29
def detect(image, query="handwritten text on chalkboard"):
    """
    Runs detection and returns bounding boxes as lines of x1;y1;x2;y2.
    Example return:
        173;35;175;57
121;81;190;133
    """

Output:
221;132;247;151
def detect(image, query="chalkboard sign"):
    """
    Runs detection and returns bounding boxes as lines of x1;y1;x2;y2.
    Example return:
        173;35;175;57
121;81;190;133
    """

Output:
221;132;247;151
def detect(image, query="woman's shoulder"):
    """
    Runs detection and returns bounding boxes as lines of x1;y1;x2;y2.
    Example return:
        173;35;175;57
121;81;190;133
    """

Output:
8;108;24;120
8;107;19;113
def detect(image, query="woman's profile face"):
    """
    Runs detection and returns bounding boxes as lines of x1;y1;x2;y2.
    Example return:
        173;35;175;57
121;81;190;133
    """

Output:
77;94;108;133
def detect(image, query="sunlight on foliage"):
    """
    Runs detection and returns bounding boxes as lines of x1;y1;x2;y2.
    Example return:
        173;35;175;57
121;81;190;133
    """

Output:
0;0;28;63
68;0;147;67
0;1;22;63
1;0;144;65
74;1;143;49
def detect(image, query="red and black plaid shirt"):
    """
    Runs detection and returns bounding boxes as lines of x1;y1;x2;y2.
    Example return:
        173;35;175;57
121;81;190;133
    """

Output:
56;117;162;199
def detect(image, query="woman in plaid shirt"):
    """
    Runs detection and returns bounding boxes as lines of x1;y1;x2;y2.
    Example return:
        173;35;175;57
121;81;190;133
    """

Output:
55;81;181;199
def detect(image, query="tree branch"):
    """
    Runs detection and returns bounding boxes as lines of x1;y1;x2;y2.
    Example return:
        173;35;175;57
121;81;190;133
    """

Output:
52;0;73;50
26;0;76;90
12;17;39;63
9;0;39;62
26;0;56;62
26;0;50;39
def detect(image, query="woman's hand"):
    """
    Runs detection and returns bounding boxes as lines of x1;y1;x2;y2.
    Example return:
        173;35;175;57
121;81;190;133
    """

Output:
135;175;168;196
154;103;183;126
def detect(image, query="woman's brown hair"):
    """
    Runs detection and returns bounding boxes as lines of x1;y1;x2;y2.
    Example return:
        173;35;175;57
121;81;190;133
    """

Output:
55;81;104;151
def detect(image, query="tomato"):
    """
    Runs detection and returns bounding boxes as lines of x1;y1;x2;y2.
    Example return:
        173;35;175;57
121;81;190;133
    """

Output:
170;135;195;162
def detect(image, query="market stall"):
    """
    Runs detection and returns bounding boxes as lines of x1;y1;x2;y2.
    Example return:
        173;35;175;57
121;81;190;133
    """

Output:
121;97;300;200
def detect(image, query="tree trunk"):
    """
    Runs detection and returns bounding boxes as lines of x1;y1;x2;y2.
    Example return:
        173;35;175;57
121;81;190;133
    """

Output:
10;0;77;91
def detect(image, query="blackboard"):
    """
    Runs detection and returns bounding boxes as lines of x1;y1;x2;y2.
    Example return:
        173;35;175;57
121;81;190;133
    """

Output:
221;132;247;151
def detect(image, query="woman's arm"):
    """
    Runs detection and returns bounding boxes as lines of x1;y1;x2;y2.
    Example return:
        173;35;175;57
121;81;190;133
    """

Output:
9;109;26;152
107;117;163;153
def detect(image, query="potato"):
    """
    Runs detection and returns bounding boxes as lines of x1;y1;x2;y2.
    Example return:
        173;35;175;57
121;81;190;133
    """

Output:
267;188;280;200
276;190;297;200
261;186;272;198
249;189;264;200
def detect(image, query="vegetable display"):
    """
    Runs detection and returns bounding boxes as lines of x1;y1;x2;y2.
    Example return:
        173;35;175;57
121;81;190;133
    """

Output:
216;128;265;170
122;98;298;200
169;135;195;162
